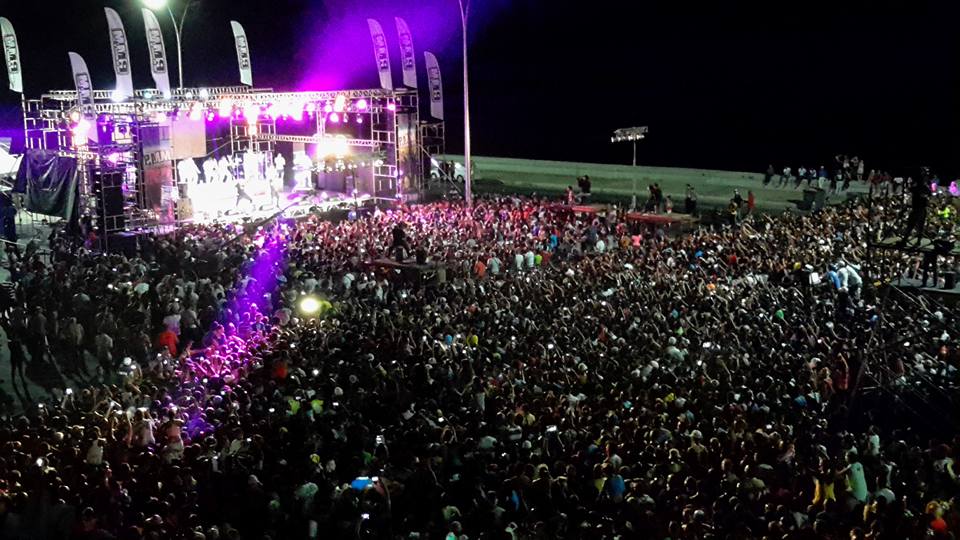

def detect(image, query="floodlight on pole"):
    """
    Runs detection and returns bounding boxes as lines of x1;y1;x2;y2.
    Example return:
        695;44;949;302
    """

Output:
611;126;649;209
142;0;193;89
458;0;473;207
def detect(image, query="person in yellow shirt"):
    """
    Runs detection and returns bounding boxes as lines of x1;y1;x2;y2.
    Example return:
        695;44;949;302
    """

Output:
812;456;837;507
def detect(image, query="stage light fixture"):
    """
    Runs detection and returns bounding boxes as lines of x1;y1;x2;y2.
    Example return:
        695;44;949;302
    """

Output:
333;94;347;112
356;99;368;111
329;113;340;123
356;115;364;124
189;103;203;121
199;88;210;100
142;0;168;10
386;103;396;112
110;90;125;103
323;103;333;113
70;111;81;123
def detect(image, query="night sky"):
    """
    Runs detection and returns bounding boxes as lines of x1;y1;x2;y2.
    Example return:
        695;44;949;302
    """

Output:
1;0;958;175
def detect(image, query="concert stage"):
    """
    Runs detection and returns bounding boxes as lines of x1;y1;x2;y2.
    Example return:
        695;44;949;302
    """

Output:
369;257;446;286
19;85;432;251
625;211;699;227
872;237;960;256
890;277;960;305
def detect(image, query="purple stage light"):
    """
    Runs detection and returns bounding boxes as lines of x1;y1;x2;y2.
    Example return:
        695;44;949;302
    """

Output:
387;103;396;112
356;115;363;124
356;99;368;111
106;152;121;165
329;112;340;123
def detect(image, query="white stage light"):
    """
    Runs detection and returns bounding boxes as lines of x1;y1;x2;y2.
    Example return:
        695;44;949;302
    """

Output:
299;296;321;315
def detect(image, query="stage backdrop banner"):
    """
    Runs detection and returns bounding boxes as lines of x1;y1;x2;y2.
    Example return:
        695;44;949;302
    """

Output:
395;17;417;89
230;21;253;86
142;8;171;97
104;8;134;100
367;19;393;90
68;52;95;118
169;116;206;160
0;17;23;93
14;149;79;221
141;123;175;224
424;51;444;120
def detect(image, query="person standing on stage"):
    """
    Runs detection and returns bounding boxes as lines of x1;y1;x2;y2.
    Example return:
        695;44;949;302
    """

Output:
202;156;218;184
236;179;254;207
219;156;233;183
390;222;410;262
269;167;283;208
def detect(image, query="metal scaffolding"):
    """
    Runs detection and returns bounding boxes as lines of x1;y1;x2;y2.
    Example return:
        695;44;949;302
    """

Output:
21;85;431;250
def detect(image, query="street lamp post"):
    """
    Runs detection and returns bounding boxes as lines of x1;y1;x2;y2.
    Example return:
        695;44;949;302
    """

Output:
611;126;648;210
457;0;472;207
143;0;192;90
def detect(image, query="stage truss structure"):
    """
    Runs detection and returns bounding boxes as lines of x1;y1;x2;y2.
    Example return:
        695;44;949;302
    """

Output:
22;86;439;250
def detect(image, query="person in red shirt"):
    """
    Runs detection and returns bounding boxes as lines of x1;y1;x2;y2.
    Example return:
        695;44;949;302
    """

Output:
473;259;487;279
747;191;756;215
156;328;178;357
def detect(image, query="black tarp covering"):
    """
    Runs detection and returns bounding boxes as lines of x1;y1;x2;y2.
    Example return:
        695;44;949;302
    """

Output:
14;148;79;221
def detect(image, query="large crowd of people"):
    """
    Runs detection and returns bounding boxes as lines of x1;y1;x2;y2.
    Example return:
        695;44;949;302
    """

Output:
0;186;957;540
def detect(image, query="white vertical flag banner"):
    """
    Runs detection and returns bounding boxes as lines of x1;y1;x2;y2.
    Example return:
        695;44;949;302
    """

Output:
395;17;417;89
367;19;393;90
424;52;444;121
230;21;253;86
142;8;171;97
0;17;23;93
104;8;134;100
68;52;95;118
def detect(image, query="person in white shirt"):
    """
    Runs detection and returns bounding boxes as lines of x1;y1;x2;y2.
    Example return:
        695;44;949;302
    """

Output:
177;158;200;184
201;157;218;183
487;254;501;276
840;451;868;504
524;249;535;269
514;252;524;272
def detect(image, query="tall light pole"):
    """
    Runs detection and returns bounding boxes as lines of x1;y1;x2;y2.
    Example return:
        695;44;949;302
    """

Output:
142;0;192;89
611;126;648;210
457;0;473;207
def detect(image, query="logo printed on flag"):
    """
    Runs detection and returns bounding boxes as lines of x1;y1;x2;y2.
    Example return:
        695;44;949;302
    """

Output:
148;29;167;73
399;34;414;70
2;36;18;75
110;30;130;74
428;67;442;101
374;35;389;71
236;36;250;70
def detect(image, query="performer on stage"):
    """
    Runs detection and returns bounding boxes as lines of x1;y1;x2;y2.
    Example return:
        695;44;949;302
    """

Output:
218;156;234;183
389;222;410;262
201;157;218;184
177;158;201;184
899;171;931;248
235;179;254;207
269;167;283;208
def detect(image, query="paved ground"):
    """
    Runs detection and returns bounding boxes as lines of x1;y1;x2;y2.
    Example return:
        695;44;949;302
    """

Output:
0;214;84;414
435;155;869;212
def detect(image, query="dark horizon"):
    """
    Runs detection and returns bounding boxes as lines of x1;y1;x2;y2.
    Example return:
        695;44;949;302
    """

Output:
1;0;958;176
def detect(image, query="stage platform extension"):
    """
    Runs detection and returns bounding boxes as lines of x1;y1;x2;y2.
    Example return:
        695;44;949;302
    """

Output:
872;237;960;256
